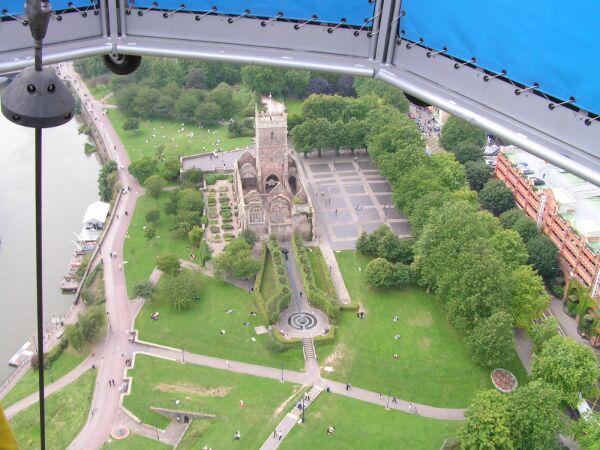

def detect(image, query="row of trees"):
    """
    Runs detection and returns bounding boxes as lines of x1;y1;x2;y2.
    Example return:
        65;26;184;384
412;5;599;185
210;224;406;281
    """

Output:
291;87;411;157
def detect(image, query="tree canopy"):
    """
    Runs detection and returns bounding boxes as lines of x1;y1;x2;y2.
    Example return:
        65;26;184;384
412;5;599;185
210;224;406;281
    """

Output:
479;179;515;216
465;311;514;367
526;234;559;278
156;253;181;276
213;238;260;280
158;270;201;311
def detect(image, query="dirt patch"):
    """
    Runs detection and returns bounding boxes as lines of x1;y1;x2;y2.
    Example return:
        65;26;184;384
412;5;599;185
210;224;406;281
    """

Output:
155;383;231;397
408;311;433;327
418;337;431;351
273;385;303;418
324;344;346;367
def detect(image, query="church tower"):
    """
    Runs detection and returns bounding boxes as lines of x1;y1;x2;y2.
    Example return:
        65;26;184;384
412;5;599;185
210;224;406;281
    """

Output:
255;108;289;194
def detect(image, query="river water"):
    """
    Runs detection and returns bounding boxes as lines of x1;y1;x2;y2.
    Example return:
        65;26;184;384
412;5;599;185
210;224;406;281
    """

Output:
0;85;101;382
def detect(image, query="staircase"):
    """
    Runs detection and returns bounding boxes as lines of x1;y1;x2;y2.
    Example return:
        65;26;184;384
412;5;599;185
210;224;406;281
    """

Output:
302;385;323;408
302;337;316;360
426;134;444;154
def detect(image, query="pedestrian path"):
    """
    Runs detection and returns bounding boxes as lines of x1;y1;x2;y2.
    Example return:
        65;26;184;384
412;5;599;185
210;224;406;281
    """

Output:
259;386;323;450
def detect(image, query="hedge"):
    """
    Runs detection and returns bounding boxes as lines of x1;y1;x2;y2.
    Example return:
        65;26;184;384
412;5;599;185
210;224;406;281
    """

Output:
292;233;340;321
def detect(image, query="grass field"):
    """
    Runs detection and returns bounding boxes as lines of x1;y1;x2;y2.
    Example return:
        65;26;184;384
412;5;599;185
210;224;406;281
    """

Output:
90;83;111;100
281;394;459;450
10;369;96;449
124;355;302;449
1;349;87;408
283;99;303;116
260;249;277;301
307;247;336;297
123;192;192;297
135;271;305;370
315;251;527;408
102;434;172;449
107;109;253;164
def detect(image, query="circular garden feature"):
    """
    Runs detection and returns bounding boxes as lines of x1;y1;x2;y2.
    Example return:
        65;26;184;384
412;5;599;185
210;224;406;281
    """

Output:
491;369;518;393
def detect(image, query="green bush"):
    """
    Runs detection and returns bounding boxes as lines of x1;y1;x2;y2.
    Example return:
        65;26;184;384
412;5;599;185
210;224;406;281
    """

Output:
223;233;235;241
222;217;233;223
266;334;286;353
216;174;228;181
205;174;217;185
222;223;234;230
210;225;220;233
221;210;232;218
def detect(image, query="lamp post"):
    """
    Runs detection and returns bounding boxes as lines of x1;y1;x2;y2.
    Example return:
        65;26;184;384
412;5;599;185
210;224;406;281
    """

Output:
280;361;284;383
302;396;305;423
1;2;76;447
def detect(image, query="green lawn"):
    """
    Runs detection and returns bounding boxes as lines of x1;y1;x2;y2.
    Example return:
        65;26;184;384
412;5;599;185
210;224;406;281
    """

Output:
10;369;96;449
90;83;111;100
102;434;172;449
1;349;87;408
307;247;336;297
124;354;302;449
283;98;303;116
316;251;527;408
281;394;459;450
108;109;253;163
135;271;305;371
260;249;277;301
123;192;192;297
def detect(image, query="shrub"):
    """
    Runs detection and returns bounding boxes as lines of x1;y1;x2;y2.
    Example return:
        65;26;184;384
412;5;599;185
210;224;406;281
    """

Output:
222;217;233;223
205;174;217;185
266;334;286;353
210;225;220;233
222;223;234;230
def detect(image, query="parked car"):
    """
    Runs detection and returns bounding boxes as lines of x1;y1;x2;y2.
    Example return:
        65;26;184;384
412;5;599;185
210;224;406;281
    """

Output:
529;177;545;186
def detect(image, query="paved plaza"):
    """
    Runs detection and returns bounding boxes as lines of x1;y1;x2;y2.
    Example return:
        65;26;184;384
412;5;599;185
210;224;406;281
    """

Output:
297;152;411;250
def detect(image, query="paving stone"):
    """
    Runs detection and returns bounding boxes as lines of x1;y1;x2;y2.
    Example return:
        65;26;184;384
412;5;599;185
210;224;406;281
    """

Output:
375;194;393;205
369;182;392;193
333;224;359;239
344;184;365;194
348;195;373;207
310;164;331;173
358;208;381;221
333;162;355;171
390;221;412;235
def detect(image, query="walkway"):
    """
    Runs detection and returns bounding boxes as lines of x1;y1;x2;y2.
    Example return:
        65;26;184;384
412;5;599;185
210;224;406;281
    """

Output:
58;62;146;450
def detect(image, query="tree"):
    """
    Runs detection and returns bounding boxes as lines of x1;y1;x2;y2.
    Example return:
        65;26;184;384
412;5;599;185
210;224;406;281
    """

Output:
144;175;166;199
356;232;377;256
213;238;260;280
174;93;200;123
439;115;486;153
465;311;514;367
282;70;310;97
133;280;156;299
532;335;600;407
511;265;550;329
365;258;397;288
490;229;528;270
206;82;237;119
181;168;203;186
335;75;356;97
160;159;181;182
65;323;85;352
239;228;258;248
122;117;139;132
156;253;181;276
529;316;559;353
177;188;204;213
457;389;513;450
185;68;206;89
195;101;221;126
158;270;201;311
479;179;515;216
571;412;600;450
305;77;334;96
508;380;564;450
449;141;484;164
301;94;349;123
188;226;204;248
129;157;157;184
144;225;156;241
499;208;525;229
145;208;160;224
353;78;409;112
512;215;539;243
464;160;491;191
98;160;118;202
526;235;559;278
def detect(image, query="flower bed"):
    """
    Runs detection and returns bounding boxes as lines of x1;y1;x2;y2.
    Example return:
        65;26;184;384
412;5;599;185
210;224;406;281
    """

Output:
491;369;518;393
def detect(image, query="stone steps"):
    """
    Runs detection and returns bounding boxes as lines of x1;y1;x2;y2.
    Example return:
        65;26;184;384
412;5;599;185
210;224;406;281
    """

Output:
302;337;316;360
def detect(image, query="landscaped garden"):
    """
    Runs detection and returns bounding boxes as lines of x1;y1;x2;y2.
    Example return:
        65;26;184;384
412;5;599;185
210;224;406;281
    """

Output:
206;182;237;245
124;354;303;449
315;250;527;408
123;192;193;297
306;247;336;298
281;394;459;450
108;109;252;163
135;271;304;370
9;369;96;449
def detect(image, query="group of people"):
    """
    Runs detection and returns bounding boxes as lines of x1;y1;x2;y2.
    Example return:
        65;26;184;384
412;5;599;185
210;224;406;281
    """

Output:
150;311;160;321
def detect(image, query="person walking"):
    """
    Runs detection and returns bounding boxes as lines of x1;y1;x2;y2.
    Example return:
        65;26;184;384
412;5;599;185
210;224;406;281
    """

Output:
278;430;283;441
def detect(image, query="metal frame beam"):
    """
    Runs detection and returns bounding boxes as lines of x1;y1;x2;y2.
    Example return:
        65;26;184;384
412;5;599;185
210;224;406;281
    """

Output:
0;0;598;185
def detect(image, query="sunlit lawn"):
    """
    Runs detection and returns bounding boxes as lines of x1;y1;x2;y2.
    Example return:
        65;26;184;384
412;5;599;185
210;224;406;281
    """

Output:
135;271;305;370
90;83;111;100
125;355;302;449
123;192;191;297
307;247;336;297
259;249;277;300
10;369;96;450
281;394;459;450
1;349;87;408
283;98;303;115
108;109;253;163
102;434;172;449
316;250;527;408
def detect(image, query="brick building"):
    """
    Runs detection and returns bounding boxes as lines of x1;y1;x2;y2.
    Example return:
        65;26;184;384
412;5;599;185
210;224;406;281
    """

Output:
495;151;600;314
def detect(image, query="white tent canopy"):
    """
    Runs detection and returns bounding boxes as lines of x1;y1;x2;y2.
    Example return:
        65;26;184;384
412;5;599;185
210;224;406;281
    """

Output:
82;201;110;225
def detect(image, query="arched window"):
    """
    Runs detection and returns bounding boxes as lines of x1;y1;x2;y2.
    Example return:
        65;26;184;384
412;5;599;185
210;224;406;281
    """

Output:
248;206;264;224
270;131;275;140
265;174;279;192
